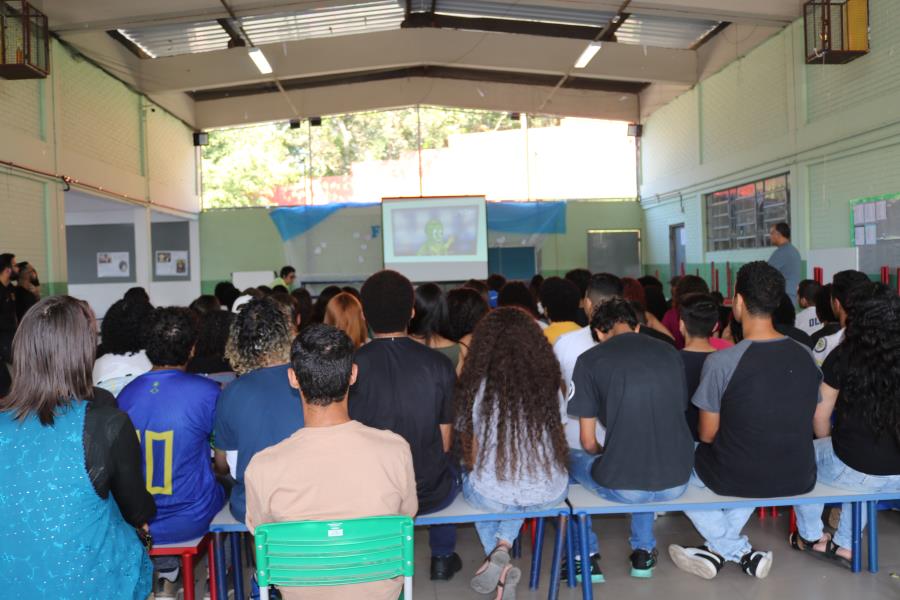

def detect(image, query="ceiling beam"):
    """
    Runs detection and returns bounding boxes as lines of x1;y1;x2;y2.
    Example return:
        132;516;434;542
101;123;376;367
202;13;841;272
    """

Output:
189;65;650;101
216;18;247;48
193;77;641;129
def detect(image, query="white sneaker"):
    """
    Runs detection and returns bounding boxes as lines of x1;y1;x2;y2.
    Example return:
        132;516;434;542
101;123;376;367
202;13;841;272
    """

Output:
668;544;725;580
740;549;773;579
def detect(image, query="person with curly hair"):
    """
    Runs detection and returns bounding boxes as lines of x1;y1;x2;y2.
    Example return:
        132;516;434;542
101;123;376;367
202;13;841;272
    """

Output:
117;307;225;594
324;291;368;349
213;297;300;522
457;307;569;598
568;298;694;580
669;262;821;582
791;282;900;567
350;270;461;581
93;298;154;397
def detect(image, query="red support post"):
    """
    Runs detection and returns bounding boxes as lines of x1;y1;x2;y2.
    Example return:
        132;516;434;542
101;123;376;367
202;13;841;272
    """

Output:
881;266;890;284
813;267;824;285
726;262;732;297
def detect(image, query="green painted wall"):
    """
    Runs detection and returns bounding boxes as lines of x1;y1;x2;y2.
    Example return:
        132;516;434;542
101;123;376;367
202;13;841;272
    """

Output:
199;200;644;289
200;208;286;293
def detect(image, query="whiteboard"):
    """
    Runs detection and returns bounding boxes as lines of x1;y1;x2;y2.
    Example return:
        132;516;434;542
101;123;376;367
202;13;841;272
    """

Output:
232;270;275;290
807;247;859;283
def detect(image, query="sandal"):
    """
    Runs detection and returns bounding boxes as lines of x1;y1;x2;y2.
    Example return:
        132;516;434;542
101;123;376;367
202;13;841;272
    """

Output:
471;546;511;594
788;531;818;552
804;533;853;570
495;565;522;600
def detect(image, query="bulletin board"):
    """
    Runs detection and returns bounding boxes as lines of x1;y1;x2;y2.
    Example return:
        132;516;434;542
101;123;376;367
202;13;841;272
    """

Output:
151;221;191;281
850;194;900;274
66;224;137;284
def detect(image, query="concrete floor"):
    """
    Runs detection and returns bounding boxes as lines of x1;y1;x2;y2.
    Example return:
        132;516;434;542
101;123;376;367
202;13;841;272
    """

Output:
412;508;900;600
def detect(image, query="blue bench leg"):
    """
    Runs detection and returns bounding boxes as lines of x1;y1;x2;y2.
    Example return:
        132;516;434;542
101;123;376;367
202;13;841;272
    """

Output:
578;513;593;600
230;533;245;600
565;515;576;588
867;501;878;574
529;517;546;590
851;502;862;573
547;513;567;600
213;532;228;599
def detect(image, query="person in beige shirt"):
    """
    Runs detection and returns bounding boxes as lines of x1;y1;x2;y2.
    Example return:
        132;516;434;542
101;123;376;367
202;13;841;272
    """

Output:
245;324;418;600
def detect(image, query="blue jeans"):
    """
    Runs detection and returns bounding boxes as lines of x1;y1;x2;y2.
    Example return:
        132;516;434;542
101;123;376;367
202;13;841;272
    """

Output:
684;471;754;562
417;466;461;557
568;449;688;551
462;475;568;556
795;437;900;549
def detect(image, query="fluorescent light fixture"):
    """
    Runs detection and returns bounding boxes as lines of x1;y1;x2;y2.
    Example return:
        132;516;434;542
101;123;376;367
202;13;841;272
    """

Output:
574;42;602;69
248;47;273;74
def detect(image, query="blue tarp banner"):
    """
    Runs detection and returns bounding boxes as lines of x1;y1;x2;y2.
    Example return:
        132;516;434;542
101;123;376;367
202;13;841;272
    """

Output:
269;203;379;240
269;201;566;241
486;201;566;234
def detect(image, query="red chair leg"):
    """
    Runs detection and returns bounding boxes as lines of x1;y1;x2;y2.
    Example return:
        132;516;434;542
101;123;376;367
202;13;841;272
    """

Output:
758;507;765;519
182;552;195;600
790;509;797;534
771;507;777;517
208;538;218;600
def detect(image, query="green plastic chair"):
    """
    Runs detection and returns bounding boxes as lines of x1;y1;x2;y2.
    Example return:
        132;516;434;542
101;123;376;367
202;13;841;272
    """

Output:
254;515;415;600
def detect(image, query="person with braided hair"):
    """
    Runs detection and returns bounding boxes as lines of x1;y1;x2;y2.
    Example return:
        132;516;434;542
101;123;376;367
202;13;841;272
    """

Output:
457;306;569;600
792;282;900;568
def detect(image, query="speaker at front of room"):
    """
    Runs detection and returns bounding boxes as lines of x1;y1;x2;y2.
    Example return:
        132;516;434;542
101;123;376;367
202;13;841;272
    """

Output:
193;132;209;146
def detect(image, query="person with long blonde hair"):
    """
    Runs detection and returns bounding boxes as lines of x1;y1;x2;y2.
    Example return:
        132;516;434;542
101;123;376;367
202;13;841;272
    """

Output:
325;292;368;349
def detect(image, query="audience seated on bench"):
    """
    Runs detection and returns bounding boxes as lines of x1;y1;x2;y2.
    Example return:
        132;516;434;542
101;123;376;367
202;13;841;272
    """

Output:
3;259;900;600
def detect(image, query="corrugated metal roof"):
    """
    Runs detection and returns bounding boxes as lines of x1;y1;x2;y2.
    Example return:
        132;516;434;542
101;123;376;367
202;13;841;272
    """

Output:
118;21;231;59
120;1;404;58
430;0;615;26
241;1;404;45
615;15;720;49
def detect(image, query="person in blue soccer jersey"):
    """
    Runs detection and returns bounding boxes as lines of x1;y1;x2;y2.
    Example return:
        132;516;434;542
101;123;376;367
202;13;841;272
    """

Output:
118;306;225;592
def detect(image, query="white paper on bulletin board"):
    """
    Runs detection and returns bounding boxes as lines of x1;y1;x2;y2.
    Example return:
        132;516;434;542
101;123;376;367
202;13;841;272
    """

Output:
155;250;189;277
97;252;130;278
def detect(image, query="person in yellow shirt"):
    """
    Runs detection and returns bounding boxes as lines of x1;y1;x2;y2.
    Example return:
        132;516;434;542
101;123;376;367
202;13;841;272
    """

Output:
540;276;583;345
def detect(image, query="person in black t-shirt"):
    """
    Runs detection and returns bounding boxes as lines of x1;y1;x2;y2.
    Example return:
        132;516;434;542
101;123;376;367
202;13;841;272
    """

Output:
772;293;814;349
349;270;462;581
677;294;719;440
568;299;694;579
14;261;40;322
669;262;821;581
792;282;900;568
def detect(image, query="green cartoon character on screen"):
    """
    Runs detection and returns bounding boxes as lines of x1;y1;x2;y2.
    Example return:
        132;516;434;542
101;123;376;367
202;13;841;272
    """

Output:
417;218;455;256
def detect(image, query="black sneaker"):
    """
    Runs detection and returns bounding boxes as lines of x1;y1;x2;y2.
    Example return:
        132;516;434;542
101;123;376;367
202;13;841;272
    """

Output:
668;544;725;580
430;552;463;581
562;553;605;584
629;548;658;578
740;549;773;579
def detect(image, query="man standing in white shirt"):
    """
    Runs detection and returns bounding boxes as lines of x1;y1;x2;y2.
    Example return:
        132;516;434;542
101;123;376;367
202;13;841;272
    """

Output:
794;280;823;336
